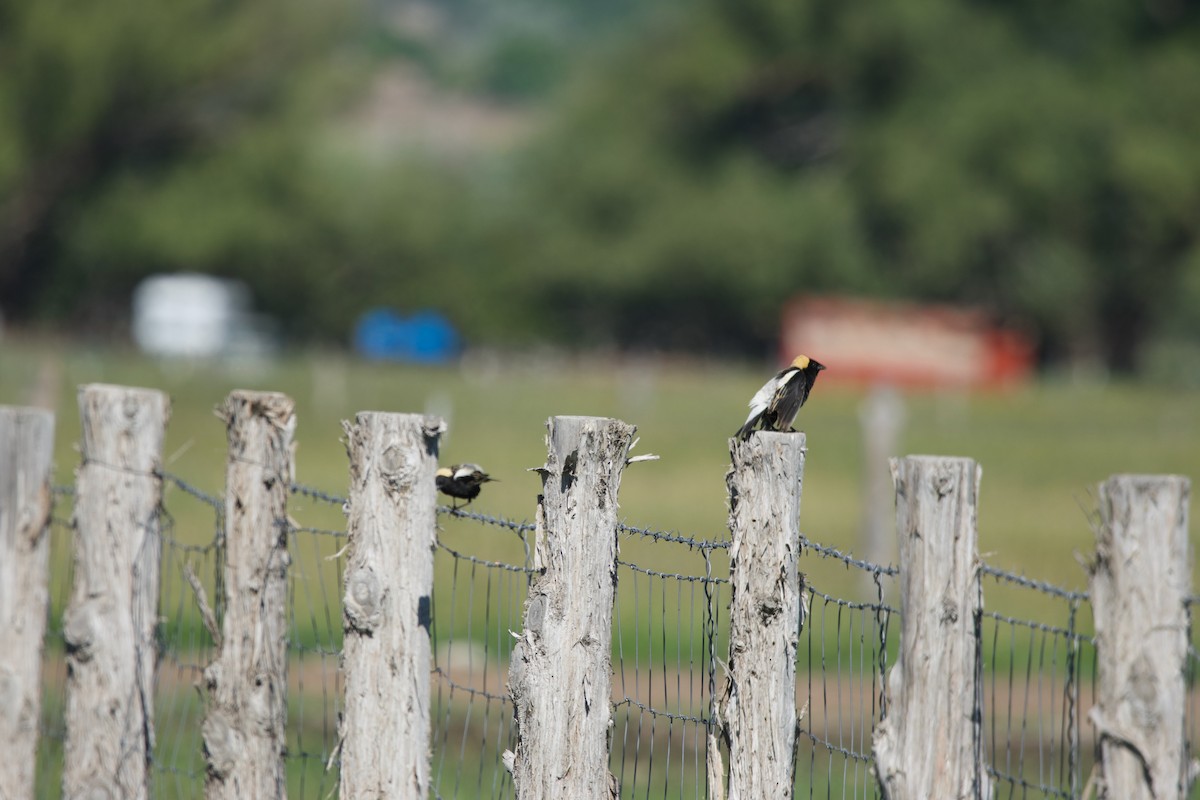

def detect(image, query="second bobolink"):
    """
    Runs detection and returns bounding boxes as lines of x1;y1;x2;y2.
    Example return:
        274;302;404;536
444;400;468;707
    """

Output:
436;463;496;508
735;355;826;440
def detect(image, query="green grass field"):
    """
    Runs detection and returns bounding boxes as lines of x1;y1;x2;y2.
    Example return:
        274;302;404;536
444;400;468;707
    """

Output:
4;336;1196;586
4;336;1198;798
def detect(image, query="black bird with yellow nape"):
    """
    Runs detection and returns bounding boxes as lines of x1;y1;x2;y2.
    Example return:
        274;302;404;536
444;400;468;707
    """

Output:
436;463;496;508
735;355;826;441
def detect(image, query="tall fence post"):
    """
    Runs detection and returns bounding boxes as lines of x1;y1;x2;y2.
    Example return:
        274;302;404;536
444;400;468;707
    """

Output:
873;455;989;800
202;391;295;800
721;430;806;799
1088;474;1195;799
339;412;443;799
859;385;904;593
0;407;55;800
63;384;169;800
506;415;636;799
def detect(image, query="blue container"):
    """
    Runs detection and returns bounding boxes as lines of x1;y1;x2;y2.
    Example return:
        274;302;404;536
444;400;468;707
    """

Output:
353;308;460;364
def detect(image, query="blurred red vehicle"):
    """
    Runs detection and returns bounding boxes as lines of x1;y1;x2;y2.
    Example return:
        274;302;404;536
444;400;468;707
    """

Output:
781;296;1034;389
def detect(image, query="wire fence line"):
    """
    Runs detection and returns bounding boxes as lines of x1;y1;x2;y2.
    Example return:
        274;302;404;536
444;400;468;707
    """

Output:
32;472;1200;799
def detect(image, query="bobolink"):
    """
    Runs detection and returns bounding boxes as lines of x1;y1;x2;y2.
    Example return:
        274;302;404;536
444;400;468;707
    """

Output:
436;463;496;508
735;355;826;441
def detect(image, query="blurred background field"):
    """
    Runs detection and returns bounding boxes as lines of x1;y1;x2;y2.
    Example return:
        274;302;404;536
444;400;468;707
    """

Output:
3;334;1196;598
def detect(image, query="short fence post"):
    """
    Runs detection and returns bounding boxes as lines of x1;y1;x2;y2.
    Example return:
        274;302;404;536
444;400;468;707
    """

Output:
0;407;56;800
721;431;807;799
339;412;444;799
872;456;990;800
506;415;636;799
63;384;169;800
1088;474;1195;799
202;391;295;800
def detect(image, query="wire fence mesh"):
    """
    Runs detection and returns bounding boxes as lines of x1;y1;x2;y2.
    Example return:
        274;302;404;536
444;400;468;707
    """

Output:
34;475;1200;799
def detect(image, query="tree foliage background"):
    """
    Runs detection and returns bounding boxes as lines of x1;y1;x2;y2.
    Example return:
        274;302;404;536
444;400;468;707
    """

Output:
3;0;1200;372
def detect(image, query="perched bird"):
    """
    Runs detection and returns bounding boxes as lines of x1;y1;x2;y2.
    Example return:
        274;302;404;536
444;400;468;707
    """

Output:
436;463;496;508
735;355;826;441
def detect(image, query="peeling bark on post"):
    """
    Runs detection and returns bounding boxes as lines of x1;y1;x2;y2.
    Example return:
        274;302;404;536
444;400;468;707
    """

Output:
339;412;443;799
721;431;806;800
0;407;55;800
1089;474;1195;799
506;416;636;800
872;456;990;800
63;385;169;800
202;391;295;800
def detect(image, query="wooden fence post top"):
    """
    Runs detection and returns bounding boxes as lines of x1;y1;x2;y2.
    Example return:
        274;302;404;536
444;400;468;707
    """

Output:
219;390;295;425
545;414;637;437
0;405;55;420
78;383;170;417
0;405;55;521
1099;473;1190;499
890;453;980;468
78;384;170;436
541;415;638;483
728;428;807;449
1096;474;1190;545
1100;472;1190;484
78;382;168;397
889;455;982;496
345;411;446;448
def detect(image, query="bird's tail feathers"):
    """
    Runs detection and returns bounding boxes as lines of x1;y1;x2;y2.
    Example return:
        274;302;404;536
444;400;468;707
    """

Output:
734;417;759;441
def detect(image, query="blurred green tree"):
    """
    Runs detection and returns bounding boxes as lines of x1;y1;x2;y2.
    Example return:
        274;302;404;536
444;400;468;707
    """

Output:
0;0;361;332
5;0;1200;373
498;0;1200;369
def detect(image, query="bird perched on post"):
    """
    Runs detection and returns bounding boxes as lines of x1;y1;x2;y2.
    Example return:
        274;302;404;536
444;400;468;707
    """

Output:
436;463;496;508
735;355;826;440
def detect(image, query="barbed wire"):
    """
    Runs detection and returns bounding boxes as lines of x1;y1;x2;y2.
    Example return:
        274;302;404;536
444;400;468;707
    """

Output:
161;471;224;512
619;522;731;551
616;558;729;585
613;697;710;726
980;563;1089;602
436;539;538;575
981;609;1093;642
290;482;347;507
441;506;536;533
799;534;898;576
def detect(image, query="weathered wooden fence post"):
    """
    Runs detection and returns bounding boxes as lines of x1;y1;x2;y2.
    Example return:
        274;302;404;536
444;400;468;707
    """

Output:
873;456;990;800
63;384;169;800
0;407;55;800
505;415;636;799
339;412;444;799
1088;474;1195;799
720;430;806;800
202;391;295;800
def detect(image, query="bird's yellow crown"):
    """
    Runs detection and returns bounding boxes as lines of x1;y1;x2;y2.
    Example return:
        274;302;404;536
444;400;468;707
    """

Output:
790;355;811;369
436;467;453;478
